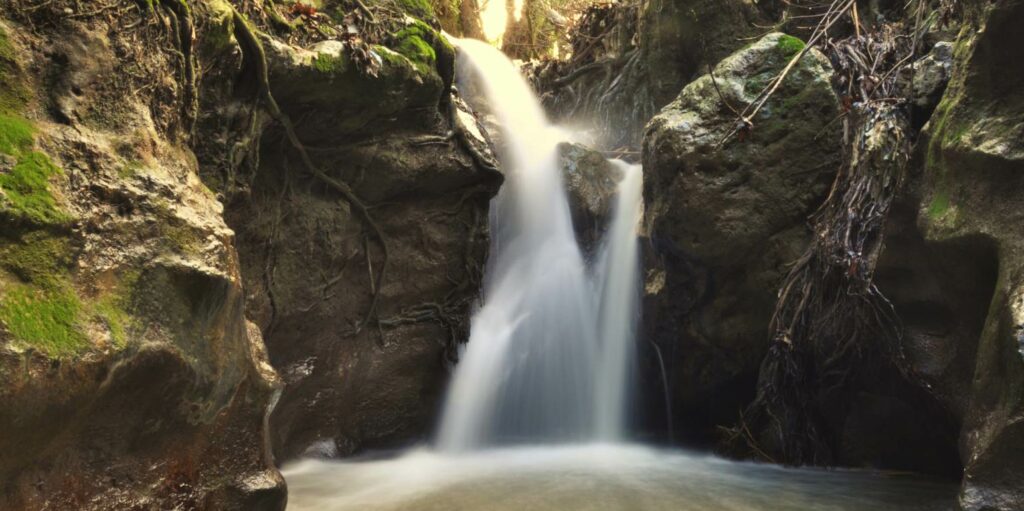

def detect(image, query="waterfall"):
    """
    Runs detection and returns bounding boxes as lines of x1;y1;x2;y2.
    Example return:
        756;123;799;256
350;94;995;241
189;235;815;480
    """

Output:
437;39;643;451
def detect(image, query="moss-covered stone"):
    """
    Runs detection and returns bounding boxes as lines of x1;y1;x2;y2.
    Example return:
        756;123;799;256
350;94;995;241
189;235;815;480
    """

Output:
88;272;139;349
0;102;71;225
313;51;349;74
0;231;86;356
0;151;69;225
0;283;86;356
776;34;805;57
0;25;30;114
0;113;32;154
0;232;72;286
393;21;438;74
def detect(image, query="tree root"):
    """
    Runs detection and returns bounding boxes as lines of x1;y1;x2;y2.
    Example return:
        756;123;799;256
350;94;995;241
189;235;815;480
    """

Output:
159;0;198;135
231;9;389;334
447;98;499;173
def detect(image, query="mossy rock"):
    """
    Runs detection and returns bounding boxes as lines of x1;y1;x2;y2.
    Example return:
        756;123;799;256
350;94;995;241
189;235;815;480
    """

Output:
0;232;86;357
0;114;71;226
0;24;30;114
776;34;805;58
0;282;87;356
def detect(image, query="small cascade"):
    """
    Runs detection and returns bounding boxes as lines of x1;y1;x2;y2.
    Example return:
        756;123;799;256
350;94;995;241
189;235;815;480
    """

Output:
436;38;643;451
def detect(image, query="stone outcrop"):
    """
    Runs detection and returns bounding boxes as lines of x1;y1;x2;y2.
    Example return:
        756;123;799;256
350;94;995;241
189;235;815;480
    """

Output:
882;1;1024;507
189;3;502;461
641;33;842;442
0;11;282;510
0;0;501;507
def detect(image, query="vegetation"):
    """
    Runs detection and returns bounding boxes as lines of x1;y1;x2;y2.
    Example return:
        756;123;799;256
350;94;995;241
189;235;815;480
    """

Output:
393;20;438;73
0;283;86;356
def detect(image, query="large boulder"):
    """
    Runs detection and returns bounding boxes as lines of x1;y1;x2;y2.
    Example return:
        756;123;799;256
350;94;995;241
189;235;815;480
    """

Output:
195;11;503;461
558;142;622;255
0;13;283;510
641;33;842;442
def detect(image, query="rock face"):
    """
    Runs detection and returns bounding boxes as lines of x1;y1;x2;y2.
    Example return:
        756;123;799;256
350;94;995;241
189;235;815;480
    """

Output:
190;6;502;461
884;1;1024;507
0;11;282;510
641;33;842;442
0;0;501;507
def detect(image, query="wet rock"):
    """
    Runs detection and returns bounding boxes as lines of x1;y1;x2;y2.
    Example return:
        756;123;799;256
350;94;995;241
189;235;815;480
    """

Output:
207;26;502;463
641;33;842;442
897;41;954;120
557;142;622;255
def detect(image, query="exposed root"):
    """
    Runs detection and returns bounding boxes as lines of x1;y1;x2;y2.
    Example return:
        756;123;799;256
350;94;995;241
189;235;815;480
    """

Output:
230;9;389;334
723;18;923;463
447;98;500;173
159;0;198;135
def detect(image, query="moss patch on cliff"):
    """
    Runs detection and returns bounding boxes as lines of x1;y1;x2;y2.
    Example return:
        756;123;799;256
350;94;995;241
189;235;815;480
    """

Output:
88;273;138;349
0;151;69;225
0;232;72;285
928;190;951;218
0;26;30;113
0;230;141;354
0;113;32;154
0;232;87;356
0;105;70;226
393;21;438;73
0;284;86;355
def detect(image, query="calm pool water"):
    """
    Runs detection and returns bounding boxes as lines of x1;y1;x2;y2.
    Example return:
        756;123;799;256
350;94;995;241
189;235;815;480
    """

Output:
283;443;957;510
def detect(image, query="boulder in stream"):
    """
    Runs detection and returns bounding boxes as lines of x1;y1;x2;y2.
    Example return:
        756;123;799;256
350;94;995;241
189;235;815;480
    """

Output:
641;32;842;442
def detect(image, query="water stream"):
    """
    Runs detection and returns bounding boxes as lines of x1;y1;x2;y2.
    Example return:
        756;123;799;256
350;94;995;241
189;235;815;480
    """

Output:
282;39;957;510
437;38;640;450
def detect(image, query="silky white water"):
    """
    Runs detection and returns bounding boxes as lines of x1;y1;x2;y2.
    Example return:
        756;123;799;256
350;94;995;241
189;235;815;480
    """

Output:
284;444;955;511
436;38;641;450
281;40;958;511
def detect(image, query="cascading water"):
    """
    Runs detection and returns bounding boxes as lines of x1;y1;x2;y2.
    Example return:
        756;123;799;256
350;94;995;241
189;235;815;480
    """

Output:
282;38;960;511
436;38;642;451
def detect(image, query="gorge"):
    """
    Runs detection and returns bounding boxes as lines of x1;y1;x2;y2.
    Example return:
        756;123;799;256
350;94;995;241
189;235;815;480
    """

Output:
1;0;1023;510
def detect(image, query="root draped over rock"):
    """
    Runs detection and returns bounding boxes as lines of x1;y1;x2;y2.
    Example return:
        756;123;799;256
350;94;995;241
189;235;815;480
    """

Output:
230;8;389;334
722;13;929;465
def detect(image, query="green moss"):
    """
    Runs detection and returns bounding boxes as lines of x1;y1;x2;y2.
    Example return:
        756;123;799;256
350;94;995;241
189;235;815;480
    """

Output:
393;21;438;74
0;151;70;224
0;25;14;62
313;51;349;74
163;223;203;253
0;283;87;356
0;232;72;286
0;232;88;356
0;110;71;225
0;24;31;113
90;294;130;348
744;72;773;96
928;190;951;219
0;113;33;154
776;34;805;58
